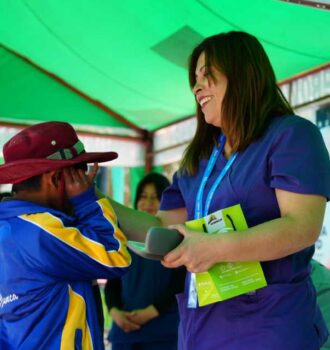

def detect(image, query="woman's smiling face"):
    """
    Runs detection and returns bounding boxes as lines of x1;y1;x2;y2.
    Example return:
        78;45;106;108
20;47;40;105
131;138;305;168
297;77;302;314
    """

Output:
193;52;228;128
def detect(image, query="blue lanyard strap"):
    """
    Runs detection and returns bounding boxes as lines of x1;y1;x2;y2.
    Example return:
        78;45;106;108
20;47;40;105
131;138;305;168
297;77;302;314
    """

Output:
194;135;238;219
204;152;237;216
189;134;238;309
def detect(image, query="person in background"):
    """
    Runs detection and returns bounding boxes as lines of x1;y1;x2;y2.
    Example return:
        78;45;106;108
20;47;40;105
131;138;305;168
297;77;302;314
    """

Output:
0;121;131;350
103;31;330;349
311;259;330;350
105;173;185;350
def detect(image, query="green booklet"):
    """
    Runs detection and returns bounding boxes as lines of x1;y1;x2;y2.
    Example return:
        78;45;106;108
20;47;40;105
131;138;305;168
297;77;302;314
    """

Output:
185;204;267;307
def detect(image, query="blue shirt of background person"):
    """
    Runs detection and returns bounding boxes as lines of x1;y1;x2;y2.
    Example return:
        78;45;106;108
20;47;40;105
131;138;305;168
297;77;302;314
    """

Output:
104;31;330;350
104;173;185;350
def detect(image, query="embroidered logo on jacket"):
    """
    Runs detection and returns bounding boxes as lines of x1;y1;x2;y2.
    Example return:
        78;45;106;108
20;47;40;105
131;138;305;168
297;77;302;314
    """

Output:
0;293;19;308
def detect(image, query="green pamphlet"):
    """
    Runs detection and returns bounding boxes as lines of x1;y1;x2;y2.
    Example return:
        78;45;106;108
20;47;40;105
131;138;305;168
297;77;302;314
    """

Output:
185;204;267;307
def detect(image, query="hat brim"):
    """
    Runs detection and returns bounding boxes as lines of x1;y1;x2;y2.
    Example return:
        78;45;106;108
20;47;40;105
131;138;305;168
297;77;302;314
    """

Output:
127;241;164;261
127;228;184;261
0;151;118;184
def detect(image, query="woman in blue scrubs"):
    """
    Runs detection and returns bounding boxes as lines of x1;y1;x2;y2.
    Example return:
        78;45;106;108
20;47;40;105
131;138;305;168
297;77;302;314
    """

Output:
108;31;330;349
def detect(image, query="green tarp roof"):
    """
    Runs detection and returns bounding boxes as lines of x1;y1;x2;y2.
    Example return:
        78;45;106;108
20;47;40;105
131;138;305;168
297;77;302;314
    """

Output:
0;0;329;134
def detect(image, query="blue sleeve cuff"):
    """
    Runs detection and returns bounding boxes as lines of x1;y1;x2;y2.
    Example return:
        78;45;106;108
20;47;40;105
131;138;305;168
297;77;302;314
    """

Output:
69;188;97;207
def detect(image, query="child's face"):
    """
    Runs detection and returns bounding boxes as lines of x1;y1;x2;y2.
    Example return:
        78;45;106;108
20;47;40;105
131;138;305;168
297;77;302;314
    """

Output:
48;170;73;214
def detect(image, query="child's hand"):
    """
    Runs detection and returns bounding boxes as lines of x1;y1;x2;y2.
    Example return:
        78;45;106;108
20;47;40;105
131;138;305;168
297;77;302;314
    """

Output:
63;163;99;197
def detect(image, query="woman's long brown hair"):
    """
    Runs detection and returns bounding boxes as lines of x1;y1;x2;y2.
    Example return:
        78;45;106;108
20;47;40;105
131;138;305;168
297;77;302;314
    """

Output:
180;31;293;175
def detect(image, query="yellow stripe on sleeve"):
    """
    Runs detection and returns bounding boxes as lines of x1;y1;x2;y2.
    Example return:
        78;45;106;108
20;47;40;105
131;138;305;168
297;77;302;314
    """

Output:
20;201;131;268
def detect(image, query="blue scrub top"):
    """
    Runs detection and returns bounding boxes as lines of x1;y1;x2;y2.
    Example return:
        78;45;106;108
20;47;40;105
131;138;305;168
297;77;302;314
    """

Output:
160;115;330;350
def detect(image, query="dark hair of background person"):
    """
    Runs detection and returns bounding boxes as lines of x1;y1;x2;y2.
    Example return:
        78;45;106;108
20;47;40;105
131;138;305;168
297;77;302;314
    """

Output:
134;173;170;209
180;31;294;176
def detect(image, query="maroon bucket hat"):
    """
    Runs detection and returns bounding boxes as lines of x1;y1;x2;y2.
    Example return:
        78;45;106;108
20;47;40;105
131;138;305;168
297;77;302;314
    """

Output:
0;121;118;184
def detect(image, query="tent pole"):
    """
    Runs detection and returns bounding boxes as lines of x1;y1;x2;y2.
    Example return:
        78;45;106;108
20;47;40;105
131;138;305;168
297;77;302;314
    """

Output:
143;130;154;173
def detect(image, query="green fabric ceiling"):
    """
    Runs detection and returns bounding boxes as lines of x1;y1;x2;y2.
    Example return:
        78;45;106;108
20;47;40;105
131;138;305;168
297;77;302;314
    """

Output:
0;0;329;133
0;47;130;130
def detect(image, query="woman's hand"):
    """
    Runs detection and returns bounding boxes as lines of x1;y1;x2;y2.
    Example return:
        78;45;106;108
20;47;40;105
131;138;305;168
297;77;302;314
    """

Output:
163;191;327;267
63;163;98;197
109;307;141;333
126;305;159;326
162;224;218;273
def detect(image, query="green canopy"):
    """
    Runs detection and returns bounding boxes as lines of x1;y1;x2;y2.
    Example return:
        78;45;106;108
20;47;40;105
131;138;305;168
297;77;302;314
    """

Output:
0;0;329;134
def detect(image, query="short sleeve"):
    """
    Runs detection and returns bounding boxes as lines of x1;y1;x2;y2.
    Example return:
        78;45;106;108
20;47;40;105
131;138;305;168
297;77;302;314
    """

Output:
160;171;186;210
269;117;330;200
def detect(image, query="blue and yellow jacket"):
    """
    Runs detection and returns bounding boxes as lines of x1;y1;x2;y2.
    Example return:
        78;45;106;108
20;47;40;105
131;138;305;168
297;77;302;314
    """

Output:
0;188;131;350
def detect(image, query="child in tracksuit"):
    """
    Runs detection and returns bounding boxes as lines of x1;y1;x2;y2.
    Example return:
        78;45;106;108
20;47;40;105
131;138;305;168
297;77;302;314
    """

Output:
0;121;131;349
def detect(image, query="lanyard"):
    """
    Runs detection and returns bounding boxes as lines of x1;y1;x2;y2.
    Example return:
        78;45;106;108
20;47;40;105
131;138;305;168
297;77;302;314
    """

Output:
188;134;238;309
194;135;237;219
